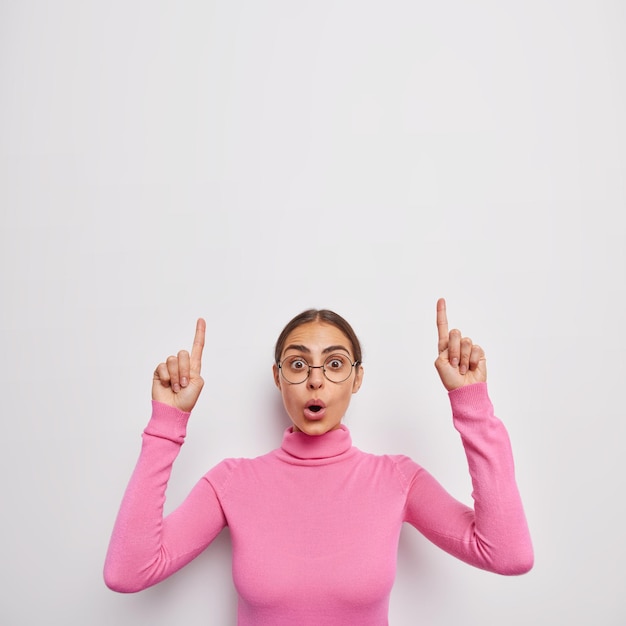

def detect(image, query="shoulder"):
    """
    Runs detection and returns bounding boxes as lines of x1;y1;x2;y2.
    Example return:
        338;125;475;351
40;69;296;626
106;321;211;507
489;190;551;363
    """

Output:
386;453;424;485
202;449;279;491
353;448;424;489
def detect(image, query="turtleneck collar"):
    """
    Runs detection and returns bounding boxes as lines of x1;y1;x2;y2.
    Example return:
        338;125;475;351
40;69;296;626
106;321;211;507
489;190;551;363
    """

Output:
279;424;354;463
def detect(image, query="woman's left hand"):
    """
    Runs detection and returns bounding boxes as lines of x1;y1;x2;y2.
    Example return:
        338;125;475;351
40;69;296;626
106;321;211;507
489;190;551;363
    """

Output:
435;298;487;391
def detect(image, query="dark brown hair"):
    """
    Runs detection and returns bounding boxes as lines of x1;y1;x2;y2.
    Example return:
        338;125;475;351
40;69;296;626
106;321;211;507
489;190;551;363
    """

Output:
274;309;363;366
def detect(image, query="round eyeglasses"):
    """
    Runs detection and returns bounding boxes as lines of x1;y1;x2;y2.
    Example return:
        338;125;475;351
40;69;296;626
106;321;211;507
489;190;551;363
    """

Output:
278;354;359;385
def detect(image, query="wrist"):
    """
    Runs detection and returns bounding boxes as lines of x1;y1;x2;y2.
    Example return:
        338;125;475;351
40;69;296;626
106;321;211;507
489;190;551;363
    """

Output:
144;401;192;444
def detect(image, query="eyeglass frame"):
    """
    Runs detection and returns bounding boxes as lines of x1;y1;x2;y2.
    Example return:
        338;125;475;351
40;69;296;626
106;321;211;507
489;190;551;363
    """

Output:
277;354;361;385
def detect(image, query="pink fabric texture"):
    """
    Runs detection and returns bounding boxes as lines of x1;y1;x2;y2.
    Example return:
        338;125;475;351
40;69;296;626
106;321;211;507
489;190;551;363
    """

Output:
104;382;533;625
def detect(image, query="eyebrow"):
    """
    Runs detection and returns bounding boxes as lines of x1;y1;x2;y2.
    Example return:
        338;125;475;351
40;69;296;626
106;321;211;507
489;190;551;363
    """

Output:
283;344;352;356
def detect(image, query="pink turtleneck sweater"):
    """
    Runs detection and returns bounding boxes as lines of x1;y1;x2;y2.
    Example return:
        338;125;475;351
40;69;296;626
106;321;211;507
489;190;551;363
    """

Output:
104;383;533;625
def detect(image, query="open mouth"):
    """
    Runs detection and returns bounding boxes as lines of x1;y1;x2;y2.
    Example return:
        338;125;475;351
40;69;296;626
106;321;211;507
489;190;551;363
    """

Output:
304;401;326;420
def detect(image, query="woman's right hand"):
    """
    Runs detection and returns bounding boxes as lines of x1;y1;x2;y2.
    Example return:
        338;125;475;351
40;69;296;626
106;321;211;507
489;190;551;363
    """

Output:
152;318;206;412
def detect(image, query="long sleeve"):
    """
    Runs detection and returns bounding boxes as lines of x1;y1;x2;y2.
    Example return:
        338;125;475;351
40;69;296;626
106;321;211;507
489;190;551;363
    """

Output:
103;401;227;592
403;382;534;575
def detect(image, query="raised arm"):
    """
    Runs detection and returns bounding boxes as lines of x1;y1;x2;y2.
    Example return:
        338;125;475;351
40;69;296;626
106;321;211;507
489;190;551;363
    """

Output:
103;319;226;592
404;299;533;574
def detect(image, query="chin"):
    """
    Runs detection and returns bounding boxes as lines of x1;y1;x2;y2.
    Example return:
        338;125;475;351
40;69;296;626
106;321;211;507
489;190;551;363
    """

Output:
294;420;340;436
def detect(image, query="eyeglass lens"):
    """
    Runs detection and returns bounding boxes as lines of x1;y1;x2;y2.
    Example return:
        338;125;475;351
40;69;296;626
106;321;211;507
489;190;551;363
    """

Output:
280;354;354;384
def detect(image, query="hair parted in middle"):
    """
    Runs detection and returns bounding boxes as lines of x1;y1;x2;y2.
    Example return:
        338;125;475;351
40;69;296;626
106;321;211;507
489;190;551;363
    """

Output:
274;309;363;366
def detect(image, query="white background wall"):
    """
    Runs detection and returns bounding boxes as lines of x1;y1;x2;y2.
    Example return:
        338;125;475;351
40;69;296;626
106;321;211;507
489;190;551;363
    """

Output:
1;1;624;624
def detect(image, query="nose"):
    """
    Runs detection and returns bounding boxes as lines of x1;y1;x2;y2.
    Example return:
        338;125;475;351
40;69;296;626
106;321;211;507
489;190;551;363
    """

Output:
307;365;325;389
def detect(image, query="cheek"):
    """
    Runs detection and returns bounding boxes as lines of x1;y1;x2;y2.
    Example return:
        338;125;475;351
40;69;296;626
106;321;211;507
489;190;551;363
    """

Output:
280;385;300;407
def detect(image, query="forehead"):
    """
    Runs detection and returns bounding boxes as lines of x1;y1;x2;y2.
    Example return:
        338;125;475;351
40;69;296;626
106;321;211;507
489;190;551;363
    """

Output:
281;321;352;355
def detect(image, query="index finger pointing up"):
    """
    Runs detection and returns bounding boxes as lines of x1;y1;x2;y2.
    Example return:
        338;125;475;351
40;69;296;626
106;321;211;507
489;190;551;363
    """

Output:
436;298;449;353
190;318;206;374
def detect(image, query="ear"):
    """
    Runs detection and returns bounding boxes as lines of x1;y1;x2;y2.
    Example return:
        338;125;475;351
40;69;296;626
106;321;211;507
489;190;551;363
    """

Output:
351;365;364;394
273;363;281;389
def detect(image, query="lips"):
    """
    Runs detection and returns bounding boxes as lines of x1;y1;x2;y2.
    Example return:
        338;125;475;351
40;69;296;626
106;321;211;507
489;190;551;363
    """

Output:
304;400;327;420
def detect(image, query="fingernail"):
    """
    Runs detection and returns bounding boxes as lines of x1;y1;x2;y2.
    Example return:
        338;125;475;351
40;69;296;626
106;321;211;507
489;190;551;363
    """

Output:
451;358;459;367
181;377;188;387
173;384;181;393
459;365;466;375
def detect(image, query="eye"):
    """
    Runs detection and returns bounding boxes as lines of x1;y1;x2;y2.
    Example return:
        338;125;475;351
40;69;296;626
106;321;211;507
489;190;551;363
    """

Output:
287;357;308;371
325;355;348;371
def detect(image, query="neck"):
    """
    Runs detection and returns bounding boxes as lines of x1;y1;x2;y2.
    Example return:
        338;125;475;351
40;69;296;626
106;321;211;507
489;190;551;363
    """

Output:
278;424;354;464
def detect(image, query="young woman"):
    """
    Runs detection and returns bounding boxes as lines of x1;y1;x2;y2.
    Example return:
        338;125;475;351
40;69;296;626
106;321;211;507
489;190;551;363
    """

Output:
104;298;533;625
